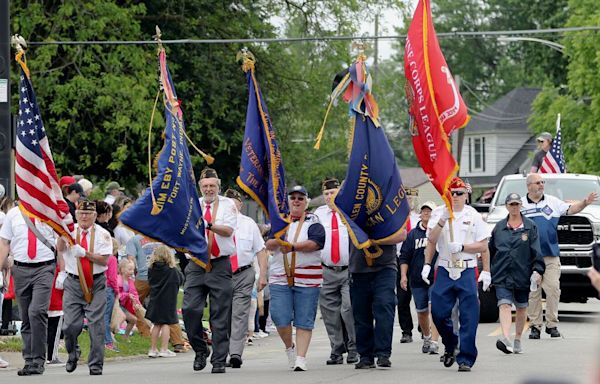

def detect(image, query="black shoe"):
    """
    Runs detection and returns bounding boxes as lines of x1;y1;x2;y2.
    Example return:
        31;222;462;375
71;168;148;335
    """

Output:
529;326;541;339
346;352;359;364
442;351;455;368
400;333;413;343
545;327;561;338
376;356;391;368
193;353;207;371
211;364;226;374
458;363;471;372
326;355;343;365
89;367;103;376
230;355;242;368
17;364;43;376
66;347;81;373
355;360;376;369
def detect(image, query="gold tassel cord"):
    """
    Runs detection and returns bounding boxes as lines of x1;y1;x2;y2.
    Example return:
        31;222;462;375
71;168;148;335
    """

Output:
314;71;351;150
182;129;214;165
147;89;161;210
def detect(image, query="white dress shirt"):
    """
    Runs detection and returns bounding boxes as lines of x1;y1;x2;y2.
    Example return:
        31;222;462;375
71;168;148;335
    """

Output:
200;195;237;257
233;213;265;268
314;205;350;266
64;223;112;275
0;206;56;263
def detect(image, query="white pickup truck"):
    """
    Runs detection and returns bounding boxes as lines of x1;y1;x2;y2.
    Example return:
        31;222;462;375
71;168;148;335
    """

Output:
479;173;600;322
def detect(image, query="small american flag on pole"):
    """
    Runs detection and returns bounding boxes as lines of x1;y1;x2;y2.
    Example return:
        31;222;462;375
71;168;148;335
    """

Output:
14;50;75;243
539;114;566;174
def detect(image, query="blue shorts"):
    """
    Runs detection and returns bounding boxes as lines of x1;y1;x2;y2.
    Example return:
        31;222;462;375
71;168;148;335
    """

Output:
269;284;320;330
495;287;529;308
411;285;432;312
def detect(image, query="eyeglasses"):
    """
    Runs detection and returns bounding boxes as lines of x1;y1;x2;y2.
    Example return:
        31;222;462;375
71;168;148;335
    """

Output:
290;196;305;201
451;191;466;197
508;202;521;206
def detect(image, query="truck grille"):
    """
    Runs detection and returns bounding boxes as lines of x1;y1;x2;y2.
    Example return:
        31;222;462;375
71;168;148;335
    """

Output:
560;256;592;268
557;216;593;245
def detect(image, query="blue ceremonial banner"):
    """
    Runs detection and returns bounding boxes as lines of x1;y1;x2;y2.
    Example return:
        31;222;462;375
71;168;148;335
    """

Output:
330;57;410;259
237;52;290;239
120;48;208;267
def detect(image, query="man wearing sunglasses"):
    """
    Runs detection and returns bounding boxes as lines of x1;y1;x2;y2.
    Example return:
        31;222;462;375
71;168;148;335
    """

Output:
522;173;598;339
489;193;545;355
422;177;490;372
530;132;553;173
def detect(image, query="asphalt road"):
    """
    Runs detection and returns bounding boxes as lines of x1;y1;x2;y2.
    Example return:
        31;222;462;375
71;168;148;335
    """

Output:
1;300;599;384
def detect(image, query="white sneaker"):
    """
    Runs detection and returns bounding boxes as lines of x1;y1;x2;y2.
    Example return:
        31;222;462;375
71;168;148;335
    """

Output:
0;357;8;368
286;345;296;368
293;356;307;371
148;349;159;358
256;331;269;338
159;349;177;358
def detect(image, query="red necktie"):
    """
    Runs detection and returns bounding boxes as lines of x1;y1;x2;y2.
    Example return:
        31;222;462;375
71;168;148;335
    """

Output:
27;218;36;260
230;235;239;273
331;211;340;264
80;230;93;289
407;218;412;232
205;203;221;258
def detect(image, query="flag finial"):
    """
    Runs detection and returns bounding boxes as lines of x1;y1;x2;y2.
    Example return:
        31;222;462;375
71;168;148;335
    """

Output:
11;34;27;53
237;48;256;73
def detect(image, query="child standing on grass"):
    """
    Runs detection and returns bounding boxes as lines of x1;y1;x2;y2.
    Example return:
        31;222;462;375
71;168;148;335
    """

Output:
146;245;183;358
117;259;141;341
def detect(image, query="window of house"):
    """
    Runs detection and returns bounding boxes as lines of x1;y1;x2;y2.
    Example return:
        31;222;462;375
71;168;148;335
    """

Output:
469;136;485;172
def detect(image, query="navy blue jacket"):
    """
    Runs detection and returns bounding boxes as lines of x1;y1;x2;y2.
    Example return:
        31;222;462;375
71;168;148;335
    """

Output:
398;221;438;289
489;214;545;290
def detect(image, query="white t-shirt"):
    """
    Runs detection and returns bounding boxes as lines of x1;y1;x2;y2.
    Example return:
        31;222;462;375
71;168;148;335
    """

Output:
64;223;112;275
314;205;350;266
199;195;237;257
233;213;265;268
0;207;56;263
428;205;489;263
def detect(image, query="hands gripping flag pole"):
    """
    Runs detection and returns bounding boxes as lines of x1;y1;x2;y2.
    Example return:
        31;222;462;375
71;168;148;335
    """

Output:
120;28;209;268
236;49;290;240
317;51;410;264
404;0;470;219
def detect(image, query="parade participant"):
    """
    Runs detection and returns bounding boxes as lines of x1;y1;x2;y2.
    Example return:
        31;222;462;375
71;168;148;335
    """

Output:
224;188;267;369
104;181;124;205
350;227;406;369
313;177;358;365
396;188;420;344
423;177;490;372
0;205;59;376
489;193;545;354
263;185;325;372
65;183;85;222
146;245;183;359
399;201;439;354
58;200;112;375
183;167;237;374
522;173;598;339
530;132;553;173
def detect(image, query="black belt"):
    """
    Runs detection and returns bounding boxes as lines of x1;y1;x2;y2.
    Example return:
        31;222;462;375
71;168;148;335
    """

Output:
210;255;231;262
233;264;253;275
322;263;348;272
67;272;104;280
14;260;55;267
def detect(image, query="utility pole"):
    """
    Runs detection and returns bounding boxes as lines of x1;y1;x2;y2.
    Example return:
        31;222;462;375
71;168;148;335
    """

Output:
373;13;379;80
0;0;13;198
452;74;465;167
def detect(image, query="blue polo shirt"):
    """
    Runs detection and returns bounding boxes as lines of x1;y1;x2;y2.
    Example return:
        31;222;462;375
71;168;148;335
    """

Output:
520;194;570;257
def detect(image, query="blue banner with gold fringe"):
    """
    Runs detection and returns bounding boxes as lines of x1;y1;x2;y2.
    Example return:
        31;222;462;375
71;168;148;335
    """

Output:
120;48;208;267
237;52;290;239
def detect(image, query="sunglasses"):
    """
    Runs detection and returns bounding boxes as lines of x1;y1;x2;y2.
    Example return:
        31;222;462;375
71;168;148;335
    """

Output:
537;139;545;143
290;196;305;201
451;191;466;197
508;202;521;206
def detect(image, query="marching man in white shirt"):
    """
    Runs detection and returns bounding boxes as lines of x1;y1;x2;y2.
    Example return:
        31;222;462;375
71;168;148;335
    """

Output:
313;177;358;365
224;188;267;369
57;200;112;376
423;177;490;372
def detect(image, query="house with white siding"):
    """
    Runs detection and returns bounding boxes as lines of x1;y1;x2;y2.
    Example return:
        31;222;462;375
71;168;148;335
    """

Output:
458;87;541;189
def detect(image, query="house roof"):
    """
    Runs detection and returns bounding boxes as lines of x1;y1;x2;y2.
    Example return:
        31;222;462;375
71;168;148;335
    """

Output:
399;167;430;188
466;87;541;134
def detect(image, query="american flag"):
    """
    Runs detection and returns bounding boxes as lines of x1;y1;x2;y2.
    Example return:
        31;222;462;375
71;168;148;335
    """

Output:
15;52;74;242
539;114;566;174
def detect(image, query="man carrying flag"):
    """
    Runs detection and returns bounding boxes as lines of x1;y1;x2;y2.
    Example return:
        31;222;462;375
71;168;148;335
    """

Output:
317;51;410;369
0;37;76;377
537;114;566;174
404;0;491;371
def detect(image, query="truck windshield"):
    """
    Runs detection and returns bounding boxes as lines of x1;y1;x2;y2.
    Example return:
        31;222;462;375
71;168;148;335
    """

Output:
495;178;600;206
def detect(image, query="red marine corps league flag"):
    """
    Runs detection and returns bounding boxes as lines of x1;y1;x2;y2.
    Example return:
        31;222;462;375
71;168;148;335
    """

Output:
404;0;470;212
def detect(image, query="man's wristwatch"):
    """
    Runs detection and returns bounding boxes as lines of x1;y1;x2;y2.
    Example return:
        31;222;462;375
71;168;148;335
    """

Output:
206;222;213;231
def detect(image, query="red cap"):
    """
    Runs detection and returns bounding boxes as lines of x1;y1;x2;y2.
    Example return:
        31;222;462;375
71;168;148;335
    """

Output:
59;176;76;188
449;177;466;190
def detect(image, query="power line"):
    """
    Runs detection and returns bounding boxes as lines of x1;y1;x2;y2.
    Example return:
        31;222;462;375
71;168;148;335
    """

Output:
26;26;600;46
